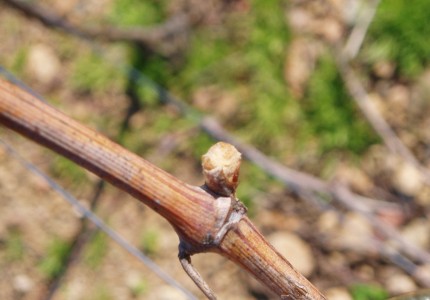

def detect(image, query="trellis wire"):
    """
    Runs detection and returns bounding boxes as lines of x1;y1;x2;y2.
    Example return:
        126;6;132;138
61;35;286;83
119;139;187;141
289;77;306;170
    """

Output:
0;68;198;300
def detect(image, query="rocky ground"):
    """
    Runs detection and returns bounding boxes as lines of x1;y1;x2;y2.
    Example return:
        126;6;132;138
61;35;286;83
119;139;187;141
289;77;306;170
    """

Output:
1;0;430;300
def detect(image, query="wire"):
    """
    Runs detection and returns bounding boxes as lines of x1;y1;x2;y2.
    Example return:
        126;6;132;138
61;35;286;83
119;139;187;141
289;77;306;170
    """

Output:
0;66;46;101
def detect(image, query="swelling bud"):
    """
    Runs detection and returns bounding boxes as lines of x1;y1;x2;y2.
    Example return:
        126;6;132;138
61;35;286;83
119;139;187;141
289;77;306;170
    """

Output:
202;142;241;196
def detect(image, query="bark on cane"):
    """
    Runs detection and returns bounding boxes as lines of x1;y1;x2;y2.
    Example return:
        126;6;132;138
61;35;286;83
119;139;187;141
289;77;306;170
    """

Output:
0;78;326;300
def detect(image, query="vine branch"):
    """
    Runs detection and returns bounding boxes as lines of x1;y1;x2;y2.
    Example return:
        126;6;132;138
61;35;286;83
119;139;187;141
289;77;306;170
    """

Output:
1;0;190;55
0;78;326;299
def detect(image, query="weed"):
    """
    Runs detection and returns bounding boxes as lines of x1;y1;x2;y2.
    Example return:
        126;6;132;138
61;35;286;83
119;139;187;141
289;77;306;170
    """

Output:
303;54;379;154
139;229;159;256
350;284;388;300
51;156;88;186
84;231;108;268
130;279;147;297
70;50;123;94
4;228;25;261
85;284;113;300
109;0;165;26
365;0;430;78
11;47;27;76
38;238;71;279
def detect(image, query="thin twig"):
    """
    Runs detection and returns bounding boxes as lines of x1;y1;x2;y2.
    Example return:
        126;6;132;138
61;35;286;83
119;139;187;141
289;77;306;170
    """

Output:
336;0;430;185
335;52;417;164
335;47;430;184
200;117;430;268
343;0;381;59
1;0;190;55
332;184;430;264
179;255;217;300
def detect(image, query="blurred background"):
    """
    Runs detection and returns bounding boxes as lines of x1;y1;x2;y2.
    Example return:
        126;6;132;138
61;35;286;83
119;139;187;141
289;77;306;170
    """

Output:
1;0;430;299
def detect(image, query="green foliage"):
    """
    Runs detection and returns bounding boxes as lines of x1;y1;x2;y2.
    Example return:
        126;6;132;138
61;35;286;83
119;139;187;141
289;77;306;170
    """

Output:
129;279;148;297
236;163;275;216
70;51;123;94
11;47;27;76
4;228;25;261
84;231;108;268
38;238;71;279
51;156;87;186
139;229;159;256
110;0;172;107
129;49;172;88
109;0;165;26
176;0;293;152
350;284;388;300
366;0;430;78
189;134;215;160
303;55;379;153
85;284;114;300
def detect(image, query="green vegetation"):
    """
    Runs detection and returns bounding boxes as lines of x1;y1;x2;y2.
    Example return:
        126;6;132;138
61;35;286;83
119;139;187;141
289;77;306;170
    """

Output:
139;229;159;256
86;284;114;300
38;238;71;279
84;231;108;268
11;47;27;76
236;162;276;216
4;228;25;261
51;156;88;186
303;55;379;154
70;50;123;94
350;284;388;300
129;278;148;297
109;0;166;26
106;0;381;212
177;0;293;152
366;0;430;78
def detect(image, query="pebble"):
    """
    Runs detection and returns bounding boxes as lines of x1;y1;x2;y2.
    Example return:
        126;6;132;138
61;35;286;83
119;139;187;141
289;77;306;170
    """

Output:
287;8;312;31
387;85;410;109
318;210;339;232
385;273;416;295
12;274;34;293
373;61;396;79
400;218;430;249
268;231;315;277
148;285;188;300
415;264;430;285
284;38;321;98
26;44;61;86
333;212;373;251
325;287;353;300
393;162;424;196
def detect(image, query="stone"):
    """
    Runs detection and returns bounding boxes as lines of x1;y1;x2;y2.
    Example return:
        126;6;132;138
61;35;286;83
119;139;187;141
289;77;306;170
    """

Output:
401;218;430;249
325;287;353;300
333;212;373;251
385;273;416;295
373;61;396;79
12;274;34;293
148;285;188;300
318;210;339;232
334;164;373;193
26;44;61;86
387;85;410;108
287;8;312;31
284;38;321;98
415;264;430;285
268;231;315;277
393;162;424;196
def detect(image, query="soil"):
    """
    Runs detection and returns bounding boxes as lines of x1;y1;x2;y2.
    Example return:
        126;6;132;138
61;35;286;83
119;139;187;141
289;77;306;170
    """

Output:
1;1;430;300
